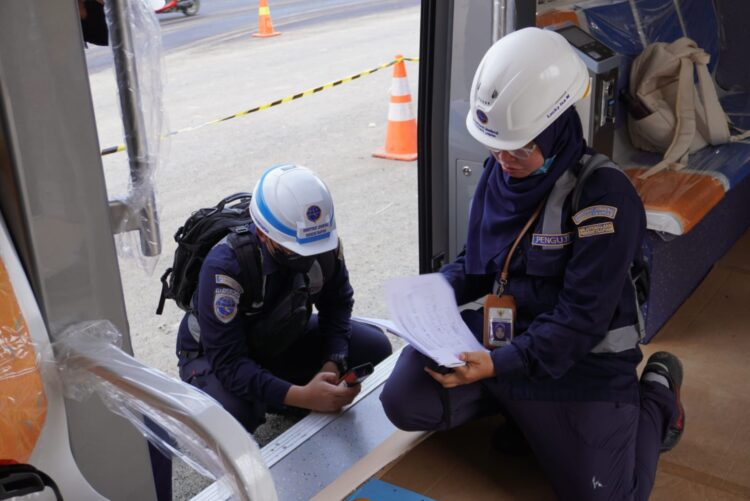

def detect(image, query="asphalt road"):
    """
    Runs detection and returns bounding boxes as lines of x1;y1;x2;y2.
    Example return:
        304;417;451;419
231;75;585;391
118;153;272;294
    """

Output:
85;0;420;72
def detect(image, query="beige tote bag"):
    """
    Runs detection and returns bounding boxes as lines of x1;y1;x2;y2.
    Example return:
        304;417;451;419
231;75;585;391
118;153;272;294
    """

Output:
628;37;750;179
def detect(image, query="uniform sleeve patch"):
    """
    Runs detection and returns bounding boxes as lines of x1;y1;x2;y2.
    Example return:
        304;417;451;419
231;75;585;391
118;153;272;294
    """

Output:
572;205;618;225
577;222;615;238
215;274;244;293
213;288;240;323
532;232;572;247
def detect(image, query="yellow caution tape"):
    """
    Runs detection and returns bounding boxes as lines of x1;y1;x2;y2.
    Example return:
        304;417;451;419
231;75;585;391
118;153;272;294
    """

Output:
100;56;420;157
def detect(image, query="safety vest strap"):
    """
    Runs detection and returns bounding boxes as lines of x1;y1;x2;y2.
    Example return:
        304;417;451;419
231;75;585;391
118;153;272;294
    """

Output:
540;154;645;353
590;324;641;354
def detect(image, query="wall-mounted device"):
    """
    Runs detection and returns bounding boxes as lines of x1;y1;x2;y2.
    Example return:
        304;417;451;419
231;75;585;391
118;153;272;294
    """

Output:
550;22;619;157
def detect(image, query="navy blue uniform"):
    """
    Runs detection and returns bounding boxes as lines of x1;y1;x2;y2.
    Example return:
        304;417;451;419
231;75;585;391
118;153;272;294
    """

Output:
177;227;391;431
381;158;679;500
443;160;645;404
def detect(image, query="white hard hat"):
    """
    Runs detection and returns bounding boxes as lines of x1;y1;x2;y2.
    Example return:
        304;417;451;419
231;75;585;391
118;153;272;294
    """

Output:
466;27;590;151
250;164;338;257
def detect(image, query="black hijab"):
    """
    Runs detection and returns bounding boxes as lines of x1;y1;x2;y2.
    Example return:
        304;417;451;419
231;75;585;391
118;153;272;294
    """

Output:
463;108;587;274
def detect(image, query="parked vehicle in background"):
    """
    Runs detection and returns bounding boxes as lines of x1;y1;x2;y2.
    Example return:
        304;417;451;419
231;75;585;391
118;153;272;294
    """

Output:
154;0;200;17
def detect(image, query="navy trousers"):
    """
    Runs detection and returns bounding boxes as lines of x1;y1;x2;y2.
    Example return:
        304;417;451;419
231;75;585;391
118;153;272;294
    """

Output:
380;337;678;500
180;316;392;433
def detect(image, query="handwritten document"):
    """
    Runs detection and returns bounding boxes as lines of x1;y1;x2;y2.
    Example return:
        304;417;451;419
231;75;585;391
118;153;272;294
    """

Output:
385;273;487;367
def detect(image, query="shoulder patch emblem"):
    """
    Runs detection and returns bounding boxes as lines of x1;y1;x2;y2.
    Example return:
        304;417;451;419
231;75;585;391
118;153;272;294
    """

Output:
531;232;572;248
213;289;239;323
215;274;244;293
572;205;618;225
578;222;615;238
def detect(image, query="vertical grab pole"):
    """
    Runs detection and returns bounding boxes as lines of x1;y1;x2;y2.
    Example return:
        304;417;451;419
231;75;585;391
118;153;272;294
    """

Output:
492;0;508;42
107;0;162;257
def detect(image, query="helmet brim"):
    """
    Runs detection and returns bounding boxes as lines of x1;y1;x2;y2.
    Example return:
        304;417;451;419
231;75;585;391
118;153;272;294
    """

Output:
465;111;531;151
277;229;339;257
466;72;590;152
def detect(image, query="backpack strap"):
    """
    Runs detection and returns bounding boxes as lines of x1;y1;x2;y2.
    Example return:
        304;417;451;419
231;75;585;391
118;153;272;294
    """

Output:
316;238;342;283
227;229;265;312
572;153;619;213
156;268;171;315
573;153;648;340
0;462;63;500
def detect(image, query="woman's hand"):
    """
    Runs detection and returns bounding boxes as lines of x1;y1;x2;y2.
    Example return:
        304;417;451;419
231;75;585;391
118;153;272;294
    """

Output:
425;351;496;388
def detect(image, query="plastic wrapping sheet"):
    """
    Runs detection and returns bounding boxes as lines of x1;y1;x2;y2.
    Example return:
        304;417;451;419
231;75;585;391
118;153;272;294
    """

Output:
560;0;749;237
714;0;750;92
53;321;277;501
622;137;750;236
723;93;750;130
105;0;167;274
581;0;718;62
0;260;47;463
617;93;750;237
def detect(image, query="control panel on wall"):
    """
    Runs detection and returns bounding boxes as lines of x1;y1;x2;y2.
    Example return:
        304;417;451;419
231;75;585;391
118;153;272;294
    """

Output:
550;23;619;157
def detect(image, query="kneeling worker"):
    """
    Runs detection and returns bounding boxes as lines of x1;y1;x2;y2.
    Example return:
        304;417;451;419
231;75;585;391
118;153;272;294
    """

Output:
177;164;392;432
380;28;684;500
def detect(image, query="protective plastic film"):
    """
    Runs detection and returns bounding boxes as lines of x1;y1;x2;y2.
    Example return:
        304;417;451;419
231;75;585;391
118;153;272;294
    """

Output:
53;321;277;501
105;0;167;274
0;259;47;463
582;0;719;62
562;0;750;236
622;143;750;236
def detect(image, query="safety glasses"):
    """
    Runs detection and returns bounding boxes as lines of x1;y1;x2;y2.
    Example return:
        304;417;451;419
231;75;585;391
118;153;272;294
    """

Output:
490;143;537;160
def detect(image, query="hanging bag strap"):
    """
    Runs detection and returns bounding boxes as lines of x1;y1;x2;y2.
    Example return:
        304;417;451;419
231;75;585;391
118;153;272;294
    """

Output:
639;39;700;179
496;200;546;296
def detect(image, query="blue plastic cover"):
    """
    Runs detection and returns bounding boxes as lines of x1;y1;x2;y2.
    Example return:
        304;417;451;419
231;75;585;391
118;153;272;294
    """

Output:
584;0;719;68
346;479;435;501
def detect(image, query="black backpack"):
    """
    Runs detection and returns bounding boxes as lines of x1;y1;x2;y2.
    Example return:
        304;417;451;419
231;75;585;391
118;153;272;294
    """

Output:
156;193;263;315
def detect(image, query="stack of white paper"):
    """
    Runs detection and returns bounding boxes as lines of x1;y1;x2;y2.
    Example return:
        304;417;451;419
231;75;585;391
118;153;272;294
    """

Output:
385;273;487;367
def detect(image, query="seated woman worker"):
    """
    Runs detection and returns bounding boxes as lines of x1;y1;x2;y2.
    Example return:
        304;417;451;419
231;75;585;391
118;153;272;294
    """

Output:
380;28;685;501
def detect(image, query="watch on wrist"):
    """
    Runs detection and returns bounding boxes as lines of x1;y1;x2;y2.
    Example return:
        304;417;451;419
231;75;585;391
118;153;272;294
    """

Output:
327;353;348;375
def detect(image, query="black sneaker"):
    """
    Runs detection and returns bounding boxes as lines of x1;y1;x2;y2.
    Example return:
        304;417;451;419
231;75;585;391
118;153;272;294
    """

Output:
642;351;685;452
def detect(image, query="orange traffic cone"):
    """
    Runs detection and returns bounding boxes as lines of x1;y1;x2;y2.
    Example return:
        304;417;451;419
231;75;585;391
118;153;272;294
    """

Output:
373;55;418;161
252;0;281;38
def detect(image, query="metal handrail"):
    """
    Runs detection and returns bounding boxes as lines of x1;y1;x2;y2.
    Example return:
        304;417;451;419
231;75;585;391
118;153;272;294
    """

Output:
107;0;161;256
65;345;278;501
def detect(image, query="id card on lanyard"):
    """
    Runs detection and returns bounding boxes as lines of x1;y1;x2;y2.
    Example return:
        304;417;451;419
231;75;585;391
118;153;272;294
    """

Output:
483;293;516;347
483;200;545;349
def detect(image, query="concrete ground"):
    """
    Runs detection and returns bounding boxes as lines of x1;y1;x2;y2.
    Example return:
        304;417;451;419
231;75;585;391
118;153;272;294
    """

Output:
88;4;420;499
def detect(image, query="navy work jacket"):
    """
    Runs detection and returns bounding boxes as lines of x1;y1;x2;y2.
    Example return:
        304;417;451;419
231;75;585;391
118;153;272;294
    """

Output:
176;227;354;406
442;159;647;404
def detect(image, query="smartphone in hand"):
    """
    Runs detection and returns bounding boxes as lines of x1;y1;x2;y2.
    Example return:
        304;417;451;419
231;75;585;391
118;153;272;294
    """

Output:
339;362;374;387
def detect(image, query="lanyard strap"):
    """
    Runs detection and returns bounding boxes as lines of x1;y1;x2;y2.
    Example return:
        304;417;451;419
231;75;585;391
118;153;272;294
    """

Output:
497;200;546;296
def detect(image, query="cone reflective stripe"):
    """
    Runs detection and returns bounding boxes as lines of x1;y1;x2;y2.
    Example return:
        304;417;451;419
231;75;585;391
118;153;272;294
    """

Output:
373;55;418;161
253;0;281;38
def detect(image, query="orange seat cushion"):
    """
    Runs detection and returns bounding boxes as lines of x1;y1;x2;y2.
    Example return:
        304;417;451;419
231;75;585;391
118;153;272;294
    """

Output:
625;168;726;234
0;258;47;463
536;10;580;28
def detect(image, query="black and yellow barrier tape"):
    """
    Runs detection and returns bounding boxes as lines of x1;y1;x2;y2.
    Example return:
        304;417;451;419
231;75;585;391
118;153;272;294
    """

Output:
100;56;420;157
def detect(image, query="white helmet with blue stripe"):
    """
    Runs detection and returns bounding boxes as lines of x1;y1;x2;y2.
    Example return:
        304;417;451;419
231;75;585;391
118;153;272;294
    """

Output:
250;164;338;257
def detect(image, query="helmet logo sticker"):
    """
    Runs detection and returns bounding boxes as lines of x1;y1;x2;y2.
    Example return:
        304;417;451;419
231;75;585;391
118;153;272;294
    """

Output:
306;205;322;223
476;110;488;124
